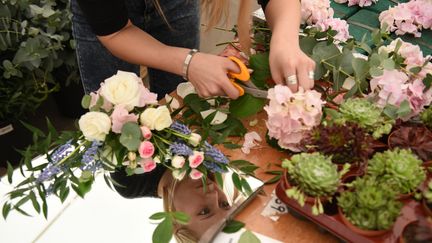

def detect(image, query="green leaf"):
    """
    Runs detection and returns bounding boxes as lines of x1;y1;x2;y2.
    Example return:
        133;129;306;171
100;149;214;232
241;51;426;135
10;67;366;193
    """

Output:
369;67;383;77
72;180;93;198
383;104;398;119
29;191;40;213
423;73;432;92
241;178;253;195
229;94;266;118
172;211;190;225
352;58;369;81
382;59;395;70
215;172;224;189
183;94;210;113
7;161;13;184
396;100;411;117
81;95;91;109
2;203;11;219
249;52;271;89
14;206;31;217
59;187;70;203
299;36;318;56
119;122;142;151
152;217;173;243
238;230;261;243
232;173;243;192
222;219;245;233
264;174;281;184
410;66;422;74
149;212;167;220
223;143;242;149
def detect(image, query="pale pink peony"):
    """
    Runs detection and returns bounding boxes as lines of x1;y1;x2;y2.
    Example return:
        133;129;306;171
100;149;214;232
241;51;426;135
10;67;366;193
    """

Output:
301;0;334;25
111;105;139;133
89;90;113;112
138;141;155;158
314;18;351;42
189;169;203;180
140;158;157;173
265;85;324;151
138;83;158;107
189;151;204;168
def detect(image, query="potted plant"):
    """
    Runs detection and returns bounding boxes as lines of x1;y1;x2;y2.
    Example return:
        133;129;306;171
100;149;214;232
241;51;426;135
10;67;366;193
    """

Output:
281;152;350;215
422;180;432;217
0;0;80;167
388;125;432;161
367;148;426;197
337;176;403;236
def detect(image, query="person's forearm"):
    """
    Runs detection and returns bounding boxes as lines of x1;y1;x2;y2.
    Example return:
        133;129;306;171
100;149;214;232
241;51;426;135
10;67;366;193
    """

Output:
264;0;301;47
97;21;189;76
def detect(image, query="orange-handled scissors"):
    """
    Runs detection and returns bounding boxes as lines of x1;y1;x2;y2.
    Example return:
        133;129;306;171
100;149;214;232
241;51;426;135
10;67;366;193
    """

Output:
227;56;250;96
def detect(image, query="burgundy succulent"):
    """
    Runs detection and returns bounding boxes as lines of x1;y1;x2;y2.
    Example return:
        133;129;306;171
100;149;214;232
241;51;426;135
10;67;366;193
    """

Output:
388;126;432;161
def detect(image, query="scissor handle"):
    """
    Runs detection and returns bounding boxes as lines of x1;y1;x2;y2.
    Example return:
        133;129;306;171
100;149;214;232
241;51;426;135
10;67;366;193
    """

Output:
227;56;250;81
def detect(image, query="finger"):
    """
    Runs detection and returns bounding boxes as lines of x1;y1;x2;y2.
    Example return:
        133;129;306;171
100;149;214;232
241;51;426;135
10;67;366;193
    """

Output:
221;77;240;99
297;65;311;91
224;58;241;74
285;66;298;92
270;65;284;85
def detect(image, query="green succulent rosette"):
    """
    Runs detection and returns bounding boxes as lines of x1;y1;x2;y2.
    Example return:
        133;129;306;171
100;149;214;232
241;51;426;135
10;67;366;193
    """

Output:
338;177;402;231
282;152;350;215
421;106;432;129
335;98;393;139
367;148;426;194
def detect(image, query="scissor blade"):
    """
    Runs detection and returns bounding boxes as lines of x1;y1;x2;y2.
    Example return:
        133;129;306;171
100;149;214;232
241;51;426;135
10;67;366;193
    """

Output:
239;84;268;99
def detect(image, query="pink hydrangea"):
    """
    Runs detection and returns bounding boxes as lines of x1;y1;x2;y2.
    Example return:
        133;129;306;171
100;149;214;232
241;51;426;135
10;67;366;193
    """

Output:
379;0;432;37
313;18;351;42
378;38;428;70
336;0;377;7
264;85;325;151
301;0;334;25
110;105;138;133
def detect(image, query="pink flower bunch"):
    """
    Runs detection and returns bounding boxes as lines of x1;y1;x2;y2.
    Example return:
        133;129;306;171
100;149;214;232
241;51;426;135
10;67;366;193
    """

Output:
335;0;377;7
313;18;351;42
379;0;432;37
265;85;325;151
369;70;432;119
301;0;334;25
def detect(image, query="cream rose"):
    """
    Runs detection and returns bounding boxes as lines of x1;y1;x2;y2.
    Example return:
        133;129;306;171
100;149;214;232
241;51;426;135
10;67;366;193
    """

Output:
140;106;172;131
79;111;111;141
100;71;142;111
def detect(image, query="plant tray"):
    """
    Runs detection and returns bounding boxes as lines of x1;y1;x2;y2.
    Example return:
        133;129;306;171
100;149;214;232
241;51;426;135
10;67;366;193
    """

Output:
275;178;427;243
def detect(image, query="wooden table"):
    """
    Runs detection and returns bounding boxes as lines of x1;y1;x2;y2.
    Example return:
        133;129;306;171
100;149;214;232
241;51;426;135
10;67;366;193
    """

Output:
221;112;338;243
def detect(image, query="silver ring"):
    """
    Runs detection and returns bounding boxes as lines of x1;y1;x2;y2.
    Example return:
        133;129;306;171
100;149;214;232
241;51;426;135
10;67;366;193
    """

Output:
286;75;298;85
308;71;315;80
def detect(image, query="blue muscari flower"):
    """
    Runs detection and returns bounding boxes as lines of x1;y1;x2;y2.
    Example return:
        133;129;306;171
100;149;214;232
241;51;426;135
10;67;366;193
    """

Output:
204;141;229;164
49;140;73;165
204;161;227;173
37;165;62;183
169;142;193;156
81;141;102;172
170;121;191;135
37;141;73;183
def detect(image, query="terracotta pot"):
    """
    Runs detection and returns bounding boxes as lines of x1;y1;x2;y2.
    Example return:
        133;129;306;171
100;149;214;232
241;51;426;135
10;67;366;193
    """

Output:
338;207;391;237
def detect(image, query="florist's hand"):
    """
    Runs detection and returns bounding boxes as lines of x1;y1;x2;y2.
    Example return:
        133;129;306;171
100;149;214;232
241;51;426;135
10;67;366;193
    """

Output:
269;41;316;92
187;52;241;99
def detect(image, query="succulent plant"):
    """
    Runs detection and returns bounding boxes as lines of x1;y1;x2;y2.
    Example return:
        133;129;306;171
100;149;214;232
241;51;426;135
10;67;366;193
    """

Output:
282;152;350;215
367;148;426;194
388;126;432;161
335;98;394;139
421;106;432;129
302;122;374;164
338;177;402;230
424;180;432;204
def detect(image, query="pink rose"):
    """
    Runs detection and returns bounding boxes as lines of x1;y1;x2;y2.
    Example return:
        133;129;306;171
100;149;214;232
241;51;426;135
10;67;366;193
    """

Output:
89;90;113;112
189;169;203;180
140;126;152;140
140;158;156;173
111;105;139;133
138;84;158;107
138;141;155;158
188;151;204;168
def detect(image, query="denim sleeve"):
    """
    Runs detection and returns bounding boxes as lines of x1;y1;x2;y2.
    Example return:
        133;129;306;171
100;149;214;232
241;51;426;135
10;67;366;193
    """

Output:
258;0;269;11
76;0;128;36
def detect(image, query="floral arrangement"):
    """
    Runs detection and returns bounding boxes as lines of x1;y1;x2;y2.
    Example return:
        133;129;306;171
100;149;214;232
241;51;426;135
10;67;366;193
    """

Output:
334;0;378;7
264;85;325;151
301;0;334;25
2;71;240;219
379;0;432;37
313;17;351;43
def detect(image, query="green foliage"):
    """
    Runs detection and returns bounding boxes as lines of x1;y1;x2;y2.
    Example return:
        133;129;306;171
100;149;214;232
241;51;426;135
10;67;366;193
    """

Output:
334;98;394;139
338;177;402;230
238;230;261;243
0;0;78;120
222;219;245;233
421;106;432;129
282;152;349;215
367;148;426;194
229;94;266;118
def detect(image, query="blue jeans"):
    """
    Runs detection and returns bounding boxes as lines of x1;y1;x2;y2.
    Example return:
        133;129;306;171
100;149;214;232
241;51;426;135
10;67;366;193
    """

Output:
71;0;200;99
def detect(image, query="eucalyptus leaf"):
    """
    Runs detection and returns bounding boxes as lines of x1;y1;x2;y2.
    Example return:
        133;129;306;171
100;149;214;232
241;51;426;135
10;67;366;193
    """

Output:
81;95;91;109
149;212;167;220
119;122;142;151
396;100;411;117
173;211;190;225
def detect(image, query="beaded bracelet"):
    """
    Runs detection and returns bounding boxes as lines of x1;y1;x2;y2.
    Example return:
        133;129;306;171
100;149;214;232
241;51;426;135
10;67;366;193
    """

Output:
182;49;198;80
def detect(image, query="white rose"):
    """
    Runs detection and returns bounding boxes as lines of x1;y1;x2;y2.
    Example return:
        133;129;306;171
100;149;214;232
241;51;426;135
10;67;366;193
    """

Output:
100;71;142;111
171;155;185;169
140;106;172;131
188;133;202;147
79;111;111;141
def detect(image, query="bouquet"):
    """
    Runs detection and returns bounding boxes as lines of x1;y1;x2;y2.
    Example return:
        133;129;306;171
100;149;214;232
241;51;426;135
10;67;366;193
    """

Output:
2;71;239;218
